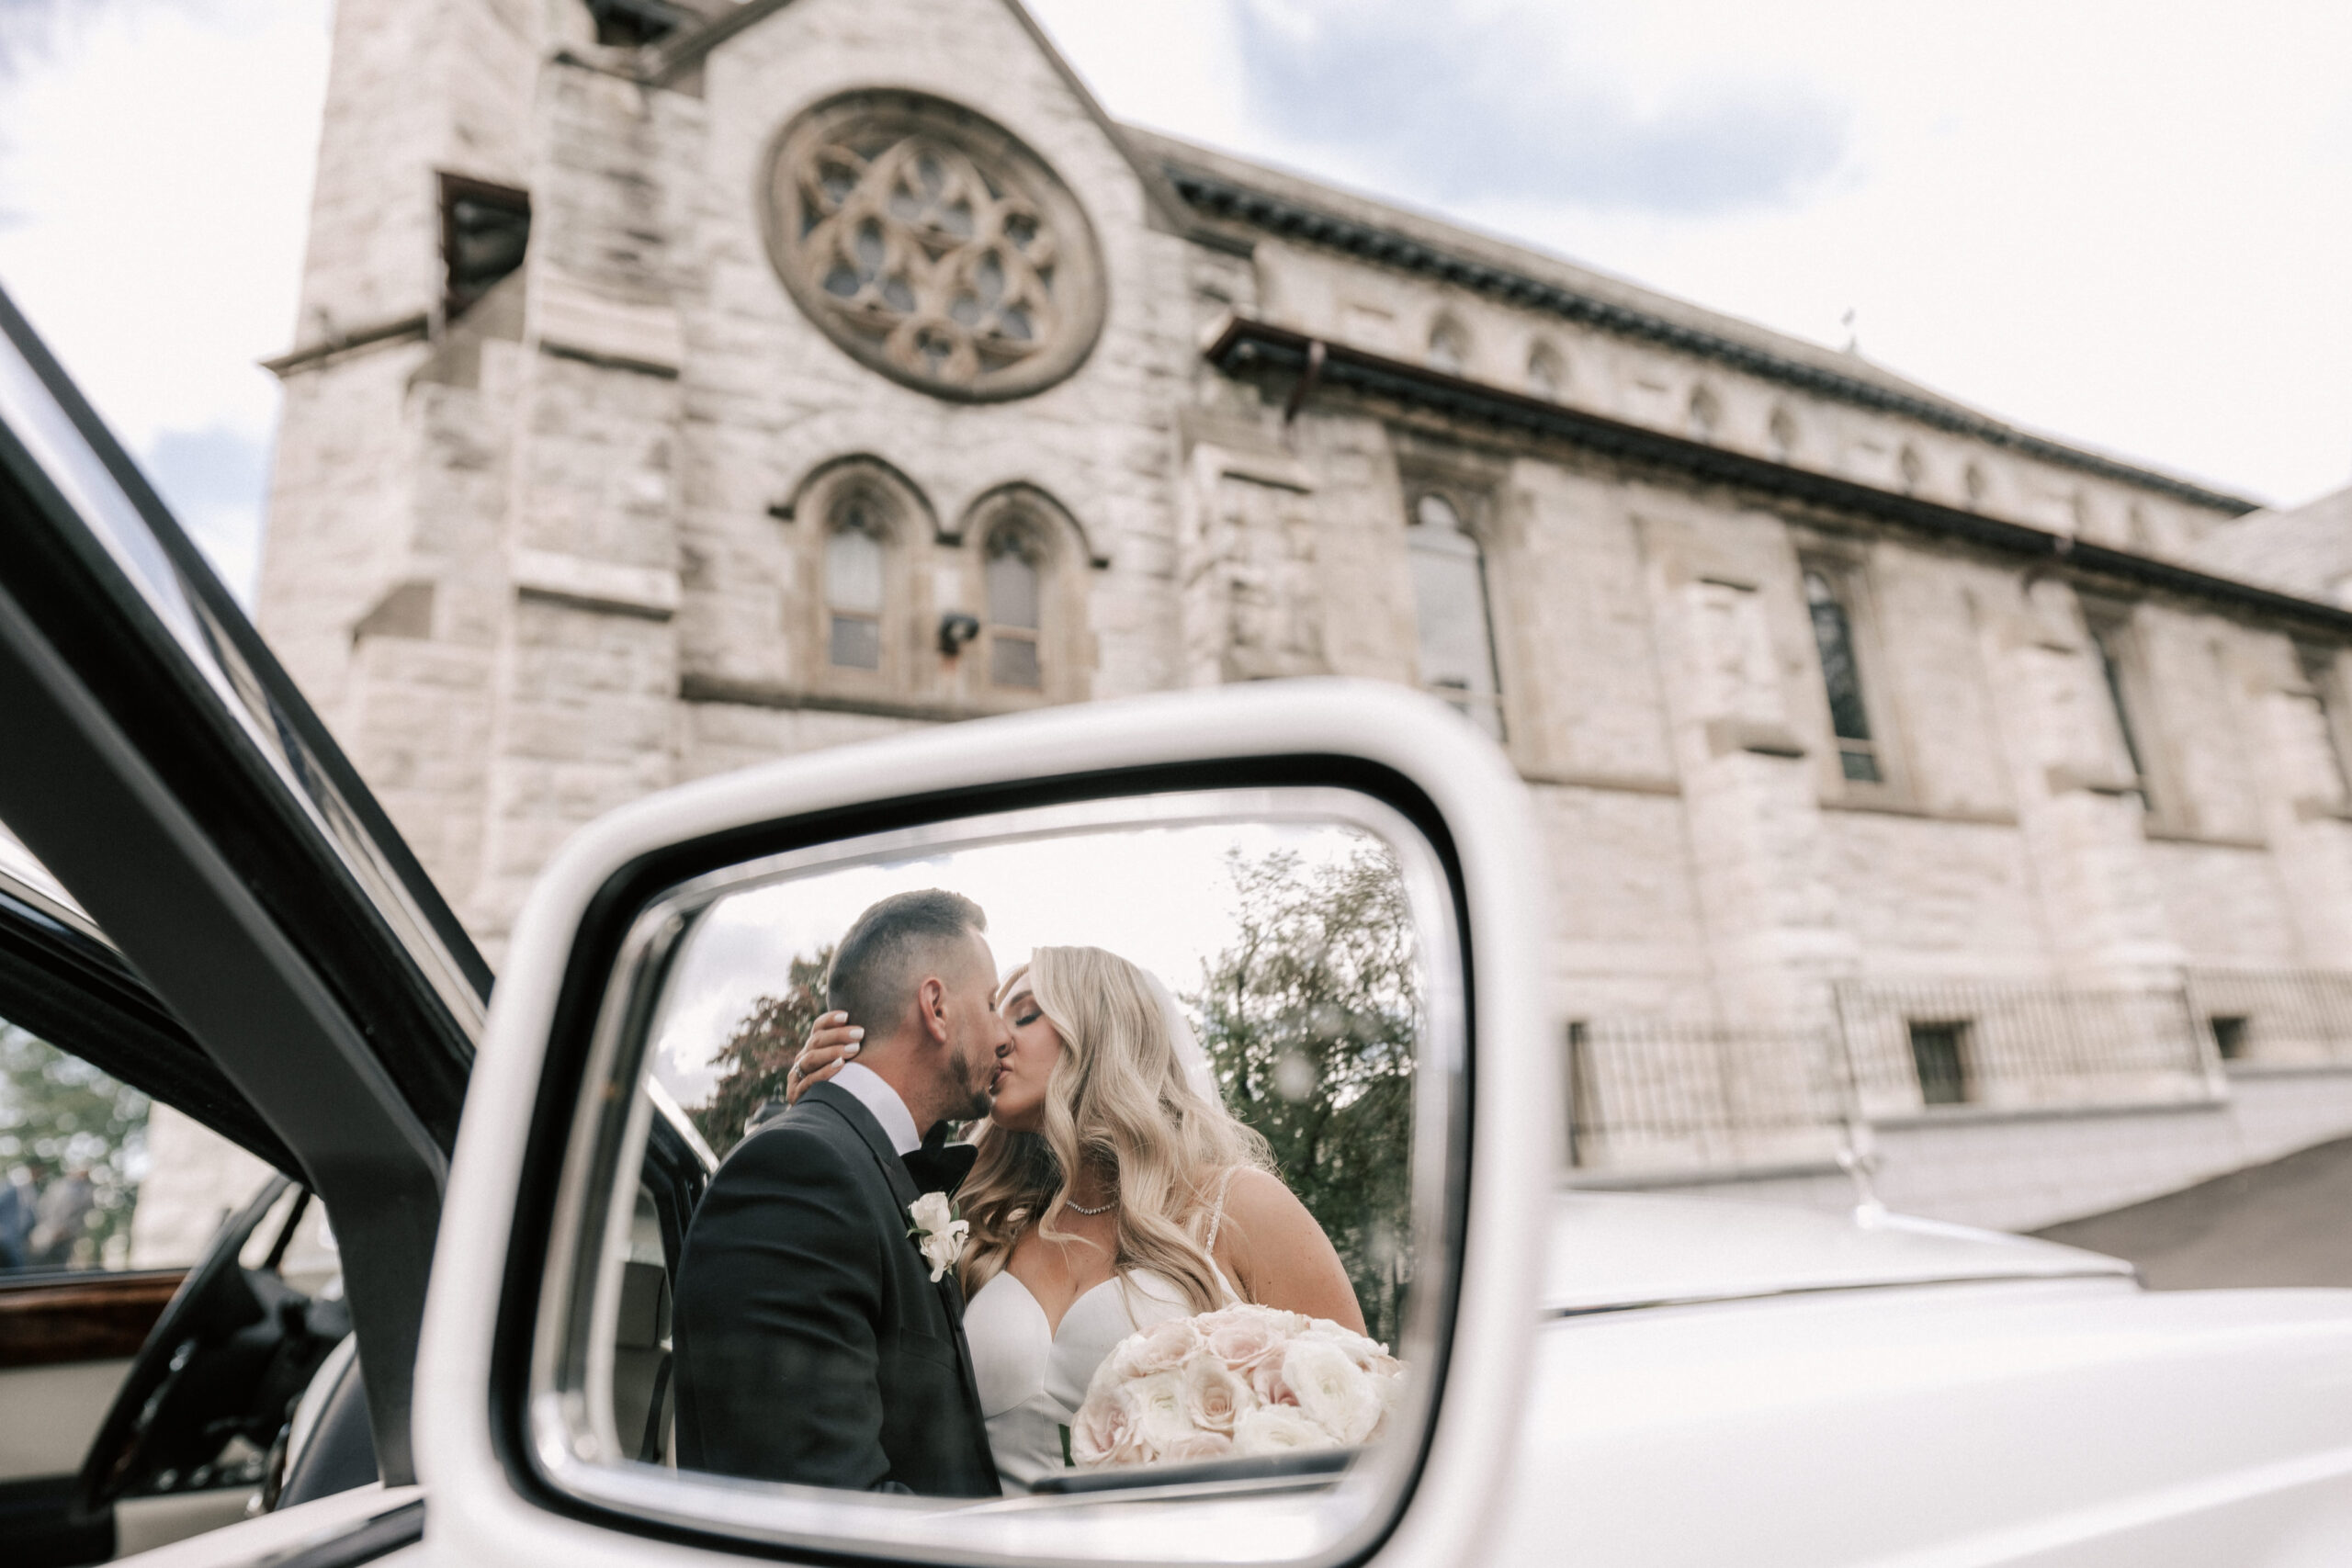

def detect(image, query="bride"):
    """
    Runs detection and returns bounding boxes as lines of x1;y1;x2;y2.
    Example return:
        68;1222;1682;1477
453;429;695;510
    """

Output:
787;944;1364;1494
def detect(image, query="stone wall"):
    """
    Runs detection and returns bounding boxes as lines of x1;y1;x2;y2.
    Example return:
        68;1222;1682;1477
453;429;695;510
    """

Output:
256;0;2352;1224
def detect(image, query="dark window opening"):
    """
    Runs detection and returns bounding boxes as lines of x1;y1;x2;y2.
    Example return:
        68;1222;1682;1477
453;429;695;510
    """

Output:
2210;1015;2249;1062
1908;1020;1973;1106
439;174;531;318
1804;569;1881;784
583;0;691;48
2089;622;2150;802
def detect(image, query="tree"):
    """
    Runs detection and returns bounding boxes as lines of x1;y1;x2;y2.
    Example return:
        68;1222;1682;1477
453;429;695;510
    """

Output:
0;1021;150;1269
691;946;833;1158
1190;845;1419;1346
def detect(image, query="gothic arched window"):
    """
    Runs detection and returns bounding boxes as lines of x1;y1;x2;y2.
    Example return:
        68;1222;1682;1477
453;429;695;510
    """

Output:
825;497;888;671
985;525;1044;690
1407;492;1504;739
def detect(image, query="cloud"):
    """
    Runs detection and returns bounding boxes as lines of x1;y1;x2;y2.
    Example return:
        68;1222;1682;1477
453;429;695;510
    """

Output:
1229;0;1851;217
138;424;269;600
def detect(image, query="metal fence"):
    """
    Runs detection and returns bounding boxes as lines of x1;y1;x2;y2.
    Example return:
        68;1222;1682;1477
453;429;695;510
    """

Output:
2184;969;2352;1067
1566;974;2255;1173
1566;1018;1848;1172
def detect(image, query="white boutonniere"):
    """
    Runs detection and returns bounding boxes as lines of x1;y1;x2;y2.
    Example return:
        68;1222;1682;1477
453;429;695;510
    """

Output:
907;1190;969;1282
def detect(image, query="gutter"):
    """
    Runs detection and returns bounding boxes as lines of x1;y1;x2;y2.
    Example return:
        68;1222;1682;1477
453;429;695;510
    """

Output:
1173;168;2257;517
1204;317;2351;637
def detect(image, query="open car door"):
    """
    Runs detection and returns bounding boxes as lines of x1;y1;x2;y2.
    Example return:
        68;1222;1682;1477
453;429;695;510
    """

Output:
0;286;490;1546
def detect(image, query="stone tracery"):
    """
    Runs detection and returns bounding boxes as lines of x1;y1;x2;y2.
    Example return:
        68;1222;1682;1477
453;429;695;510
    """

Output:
767;92;1104;401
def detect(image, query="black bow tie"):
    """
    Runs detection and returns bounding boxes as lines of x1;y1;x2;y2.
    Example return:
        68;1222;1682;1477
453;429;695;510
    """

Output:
903;1122;978;1197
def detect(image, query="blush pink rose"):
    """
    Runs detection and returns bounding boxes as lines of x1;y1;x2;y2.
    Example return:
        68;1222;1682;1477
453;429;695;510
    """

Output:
1110;1315;1204;1382
1202;1305;1296;1373
1181;1350;1250;1435
1071;1382;1144;1467
1249;1354;1297;1407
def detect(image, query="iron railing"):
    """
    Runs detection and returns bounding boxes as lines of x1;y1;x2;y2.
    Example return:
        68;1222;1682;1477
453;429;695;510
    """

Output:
2184;969;2352;1066
1566;974;2277;1172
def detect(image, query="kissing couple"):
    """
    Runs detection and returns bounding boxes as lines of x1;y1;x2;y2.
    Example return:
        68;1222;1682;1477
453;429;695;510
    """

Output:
669;888;1363;1495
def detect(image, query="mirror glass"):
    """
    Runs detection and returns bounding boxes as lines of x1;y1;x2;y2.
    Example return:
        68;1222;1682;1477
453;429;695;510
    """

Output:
529;787;1462;1565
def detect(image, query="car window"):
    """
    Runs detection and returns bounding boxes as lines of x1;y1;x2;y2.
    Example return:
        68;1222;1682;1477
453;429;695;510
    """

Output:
520;786;1459;1567
0;1021;266;1278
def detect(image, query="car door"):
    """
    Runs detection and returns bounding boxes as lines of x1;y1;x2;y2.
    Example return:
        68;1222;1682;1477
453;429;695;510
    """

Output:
0;282;719;1566
0;852;322;1562
0;283;489;1514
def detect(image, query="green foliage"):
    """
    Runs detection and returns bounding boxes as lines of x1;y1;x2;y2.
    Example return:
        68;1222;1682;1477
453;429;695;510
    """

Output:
1190;845;1419;1346
0;1021;150;1269
692;946;834;1158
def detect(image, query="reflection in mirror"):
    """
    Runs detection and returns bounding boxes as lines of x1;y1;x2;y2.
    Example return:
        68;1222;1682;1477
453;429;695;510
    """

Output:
532;789;1459;1565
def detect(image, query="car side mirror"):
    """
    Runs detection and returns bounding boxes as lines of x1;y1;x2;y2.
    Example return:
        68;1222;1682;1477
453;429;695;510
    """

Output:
416;680;1553;1568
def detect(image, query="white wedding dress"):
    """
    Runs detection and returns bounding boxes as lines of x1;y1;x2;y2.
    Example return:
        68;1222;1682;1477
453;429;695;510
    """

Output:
961;1176;1242;1494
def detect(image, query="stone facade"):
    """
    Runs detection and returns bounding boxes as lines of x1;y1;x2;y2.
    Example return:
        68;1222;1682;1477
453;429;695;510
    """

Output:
259;0;2352;1228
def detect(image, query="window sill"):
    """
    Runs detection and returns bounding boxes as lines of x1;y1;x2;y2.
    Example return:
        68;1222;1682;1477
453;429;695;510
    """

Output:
2143;826;2269;851
1819;794;2016;827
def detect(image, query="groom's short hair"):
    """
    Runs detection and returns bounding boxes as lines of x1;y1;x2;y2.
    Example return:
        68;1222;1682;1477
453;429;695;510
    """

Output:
827;889;989;1032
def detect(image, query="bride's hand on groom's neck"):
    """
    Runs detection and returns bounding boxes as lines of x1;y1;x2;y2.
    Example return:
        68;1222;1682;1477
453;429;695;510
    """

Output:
786;1011;863;1106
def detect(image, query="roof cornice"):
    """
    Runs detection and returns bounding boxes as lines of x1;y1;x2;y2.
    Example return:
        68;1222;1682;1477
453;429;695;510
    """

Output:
1172;166;2257;518
1204;317;2338;635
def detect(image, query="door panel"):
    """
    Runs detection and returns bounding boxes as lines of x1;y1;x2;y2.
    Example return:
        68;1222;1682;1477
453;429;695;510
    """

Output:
0;1357;130;1481
0;1271;183;1371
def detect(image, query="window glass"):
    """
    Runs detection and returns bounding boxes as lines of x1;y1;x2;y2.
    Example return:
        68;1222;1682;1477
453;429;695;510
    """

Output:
2089;621;2148;794
528;791;1460;1562
826;505;885;671
986;530;1042;690
0;1022;268;1276
1803;569;1881;783
1406;494;1503;739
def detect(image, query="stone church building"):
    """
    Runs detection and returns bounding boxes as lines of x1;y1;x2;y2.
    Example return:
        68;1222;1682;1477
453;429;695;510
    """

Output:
257;0;2352;1230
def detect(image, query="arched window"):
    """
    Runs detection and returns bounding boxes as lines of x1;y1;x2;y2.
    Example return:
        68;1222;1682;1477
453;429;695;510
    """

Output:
1898;446;1925;494
984;526;1044;690
1804;568;1880;782
1526;341;1566;399
1407;492;1504;739
1963;463;1990;508
1428;318;1470;376
824;496;887;671
1769;405;1800;461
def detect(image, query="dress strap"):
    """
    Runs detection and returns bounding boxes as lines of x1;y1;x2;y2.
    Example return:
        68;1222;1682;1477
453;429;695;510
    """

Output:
1203;1166;1242;1256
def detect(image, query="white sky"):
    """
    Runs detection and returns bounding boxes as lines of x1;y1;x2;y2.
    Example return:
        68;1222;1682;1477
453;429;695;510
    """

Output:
649;819;1363;1109
1;1;2346;604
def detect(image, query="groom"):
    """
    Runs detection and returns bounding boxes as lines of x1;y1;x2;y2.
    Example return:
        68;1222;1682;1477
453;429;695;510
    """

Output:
672;889;1008;1495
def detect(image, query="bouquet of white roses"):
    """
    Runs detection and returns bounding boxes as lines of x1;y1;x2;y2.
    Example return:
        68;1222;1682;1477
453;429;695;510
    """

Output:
1069;1303;1405;1468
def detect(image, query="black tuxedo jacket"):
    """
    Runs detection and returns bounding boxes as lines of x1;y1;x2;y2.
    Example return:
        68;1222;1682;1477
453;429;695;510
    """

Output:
672;1081;998;1495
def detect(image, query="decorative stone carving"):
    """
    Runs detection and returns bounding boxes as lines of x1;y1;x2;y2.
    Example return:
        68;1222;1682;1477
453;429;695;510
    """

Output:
763;90;1106;402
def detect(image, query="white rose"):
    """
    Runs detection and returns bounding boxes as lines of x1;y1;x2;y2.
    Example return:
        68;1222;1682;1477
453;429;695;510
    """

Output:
1072;1382;1145;1467
1108;1315;1204;1381
908;1190;956;1235
1180;1350;1250;1435
1297;1317;1387;1368
1282;1336;1381;1445
1231;1403;1340;1458
1126;1370;1195;1459
906;1193;967;1282
918;1220;967;1281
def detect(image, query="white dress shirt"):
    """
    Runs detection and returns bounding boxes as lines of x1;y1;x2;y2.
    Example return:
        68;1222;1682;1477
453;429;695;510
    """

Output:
831;1061;922;1155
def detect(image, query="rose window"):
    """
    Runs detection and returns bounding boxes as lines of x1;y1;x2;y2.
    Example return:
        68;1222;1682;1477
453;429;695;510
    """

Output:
765;92;1106;402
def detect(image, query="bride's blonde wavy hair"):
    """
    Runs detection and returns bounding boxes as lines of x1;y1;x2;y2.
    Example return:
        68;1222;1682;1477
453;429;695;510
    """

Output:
957;945;1271;1313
